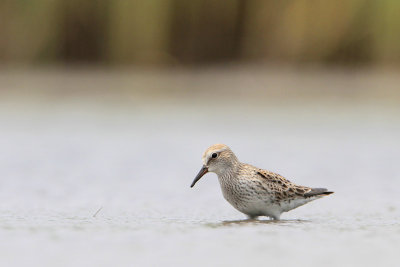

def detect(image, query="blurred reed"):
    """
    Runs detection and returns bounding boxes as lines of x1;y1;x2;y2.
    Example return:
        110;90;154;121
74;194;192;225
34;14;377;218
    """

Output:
0;0;399;66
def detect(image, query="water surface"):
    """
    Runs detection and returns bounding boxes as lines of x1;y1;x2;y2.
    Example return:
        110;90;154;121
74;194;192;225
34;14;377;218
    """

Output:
0;69;399;266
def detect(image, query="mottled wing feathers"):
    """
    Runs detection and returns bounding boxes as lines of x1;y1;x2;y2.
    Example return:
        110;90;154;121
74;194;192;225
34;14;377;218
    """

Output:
256;169;315;201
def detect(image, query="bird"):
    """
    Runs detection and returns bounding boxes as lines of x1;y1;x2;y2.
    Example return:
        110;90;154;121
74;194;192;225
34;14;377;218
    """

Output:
190;144;333;220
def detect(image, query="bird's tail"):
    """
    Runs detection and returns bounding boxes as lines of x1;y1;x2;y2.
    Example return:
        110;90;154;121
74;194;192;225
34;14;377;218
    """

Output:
304;188;334;198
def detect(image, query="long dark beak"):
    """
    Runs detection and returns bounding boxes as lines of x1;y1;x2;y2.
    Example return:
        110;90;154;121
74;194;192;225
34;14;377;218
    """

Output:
190;165;208;188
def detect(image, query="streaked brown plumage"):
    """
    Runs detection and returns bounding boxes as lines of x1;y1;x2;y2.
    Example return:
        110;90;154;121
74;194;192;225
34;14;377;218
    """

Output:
191;144;333;220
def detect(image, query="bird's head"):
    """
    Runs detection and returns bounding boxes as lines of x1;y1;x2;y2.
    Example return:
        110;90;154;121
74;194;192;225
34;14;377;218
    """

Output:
190;144;238;188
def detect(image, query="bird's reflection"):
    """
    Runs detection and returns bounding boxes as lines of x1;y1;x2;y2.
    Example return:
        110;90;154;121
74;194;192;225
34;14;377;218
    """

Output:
205;218;310;227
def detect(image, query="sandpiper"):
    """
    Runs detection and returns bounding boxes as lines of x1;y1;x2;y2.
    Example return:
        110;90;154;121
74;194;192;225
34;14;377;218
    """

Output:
190;144;333;220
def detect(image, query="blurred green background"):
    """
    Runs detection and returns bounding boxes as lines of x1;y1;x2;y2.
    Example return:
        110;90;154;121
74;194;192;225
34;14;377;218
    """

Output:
1;0;400;66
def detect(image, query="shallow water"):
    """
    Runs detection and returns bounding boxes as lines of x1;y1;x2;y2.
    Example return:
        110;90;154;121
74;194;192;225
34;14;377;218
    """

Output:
1;70;400;266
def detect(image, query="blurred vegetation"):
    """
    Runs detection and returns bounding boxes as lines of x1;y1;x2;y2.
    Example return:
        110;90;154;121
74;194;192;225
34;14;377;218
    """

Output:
1;0;400;66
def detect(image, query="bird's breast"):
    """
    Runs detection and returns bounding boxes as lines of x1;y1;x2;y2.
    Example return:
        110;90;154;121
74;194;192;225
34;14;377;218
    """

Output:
217;175;273;209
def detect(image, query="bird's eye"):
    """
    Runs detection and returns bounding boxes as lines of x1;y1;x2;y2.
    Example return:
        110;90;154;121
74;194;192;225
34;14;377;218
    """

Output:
212;153;218;158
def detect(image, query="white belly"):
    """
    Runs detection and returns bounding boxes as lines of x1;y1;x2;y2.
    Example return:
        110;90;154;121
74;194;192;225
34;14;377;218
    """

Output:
233;197;317;220
236;199;283;219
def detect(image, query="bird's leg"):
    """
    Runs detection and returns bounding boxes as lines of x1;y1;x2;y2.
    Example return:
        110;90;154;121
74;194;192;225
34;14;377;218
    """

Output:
247;215;259;220
269;215;280;221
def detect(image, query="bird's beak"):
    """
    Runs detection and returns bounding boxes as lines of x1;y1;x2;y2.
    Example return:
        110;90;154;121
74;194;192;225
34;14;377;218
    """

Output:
190;165;208;188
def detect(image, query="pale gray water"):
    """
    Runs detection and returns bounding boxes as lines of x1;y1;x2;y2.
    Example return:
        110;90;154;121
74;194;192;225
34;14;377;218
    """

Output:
1;69;400;266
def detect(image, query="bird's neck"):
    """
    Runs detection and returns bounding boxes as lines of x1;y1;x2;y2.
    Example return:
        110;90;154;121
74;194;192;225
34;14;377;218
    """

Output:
217;161;241;181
